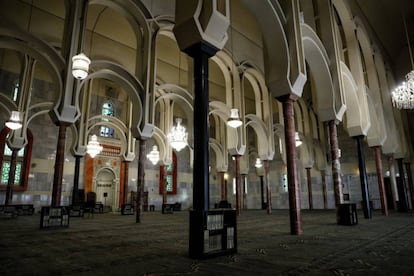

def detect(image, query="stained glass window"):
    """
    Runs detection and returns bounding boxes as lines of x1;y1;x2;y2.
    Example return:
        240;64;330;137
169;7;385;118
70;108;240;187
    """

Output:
100;101;115;138
13;82;19;102
1;162;10;184
0;128;32;190
159;152;177;195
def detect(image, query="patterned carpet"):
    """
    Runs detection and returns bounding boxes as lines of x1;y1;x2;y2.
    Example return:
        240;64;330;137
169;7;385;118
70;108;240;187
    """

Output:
1;209;413;275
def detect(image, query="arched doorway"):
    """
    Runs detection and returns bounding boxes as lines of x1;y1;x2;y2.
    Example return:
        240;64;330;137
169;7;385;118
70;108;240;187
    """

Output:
94;168;116;211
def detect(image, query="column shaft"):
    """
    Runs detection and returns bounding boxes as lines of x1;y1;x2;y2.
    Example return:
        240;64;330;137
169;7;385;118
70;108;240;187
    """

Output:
282;97;302;235
396;158;408;212
5;150;18;205
306;167;313;210
328;120;343;206
52;123;68;207
373;146;388;216
136;139;146;223
71;155;81;206
405;162;414;209
356;135;371;219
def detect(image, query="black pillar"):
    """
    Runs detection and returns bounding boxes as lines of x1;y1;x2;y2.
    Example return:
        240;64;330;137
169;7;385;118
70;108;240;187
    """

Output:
355;135;371;219
5;149;18;205
188;43;216;212
396;158;408;212
136;139;146;223
185;42;218;258
71;155;81;206
259;175;265;209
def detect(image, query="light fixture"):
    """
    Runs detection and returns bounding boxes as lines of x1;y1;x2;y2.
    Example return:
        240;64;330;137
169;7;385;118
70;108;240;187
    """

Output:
146;145;160;165
295;132;302;147
255;158;262;168
227;108;242;128
168;118;188;151
86;134;103;158
391;11;414;109
5;111;22;130
72;53;91;80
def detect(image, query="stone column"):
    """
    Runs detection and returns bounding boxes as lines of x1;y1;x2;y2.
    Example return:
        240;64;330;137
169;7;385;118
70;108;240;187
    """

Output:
327;120;343;206
71;155;82;206
259;175;265;209
405;162;414;209
306;167;313;210
136;139;146;223
321;170;328;209
396;158;408;212
51;123;69;207
219;172;225;201
263;160;272;214
242;174;247;210
234;155;241;215
5;149;18;205
388;156;399;208
355;135;371;219
373;146;388;216
224;173;228;201
123;161;129;204
280;95;302;235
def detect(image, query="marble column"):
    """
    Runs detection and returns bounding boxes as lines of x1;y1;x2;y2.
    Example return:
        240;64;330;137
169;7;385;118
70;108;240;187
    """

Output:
321;170;328;209
5;149;18;205
235;155;241;215
263;160;272;214
405;162;414;209
396;158;408;212
259;175;265;210
355;135;371;219
306;167;313;210
71;155;82;206
327;120;343;206
52;123;69;207
136;139;146;223
280;95;302;235
373;146;388;216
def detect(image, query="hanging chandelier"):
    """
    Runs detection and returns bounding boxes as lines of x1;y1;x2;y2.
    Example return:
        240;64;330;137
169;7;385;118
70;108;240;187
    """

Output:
72;53;91;80
87;134;103;158
5;111;22;130
255;158;262;168
391;11;414;109
392;71;414;109
227;108;242;128
168;118;188;151
295;132;302;147
147;145;160;165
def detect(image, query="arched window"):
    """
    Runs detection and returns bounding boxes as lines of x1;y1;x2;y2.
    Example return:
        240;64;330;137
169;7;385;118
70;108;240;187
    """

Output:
12;82;19;102
100;101;115;138
0;128;33;191
159;152;177;195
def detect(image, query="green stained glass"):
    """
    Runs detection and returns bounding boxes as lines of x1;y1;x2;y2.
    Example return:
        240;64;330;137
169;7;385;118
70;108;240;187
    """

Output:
17;148;24;157
166;175;173;191
14;163;22;185
4;145;12;156
3;145;24;157
166;164;173;172
1;162;10;184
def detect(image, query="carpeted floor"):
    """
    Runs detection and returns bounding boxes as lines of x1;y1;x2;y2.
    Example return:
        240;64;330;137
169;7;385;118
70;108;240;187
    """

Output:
1;209;414;275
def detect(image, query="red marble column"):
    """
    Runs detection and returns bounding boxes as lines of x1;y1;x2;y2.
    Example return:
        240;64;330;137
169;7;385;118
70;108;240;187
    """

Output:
306;167;313;210
321;170;328;209
136;139;146;223
5;149;18;205
328;120;343;206
281;96;302;235
263;160;272;214
373;146;388;216
235;155;241;215
51;123;69;207
405;162;414;209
